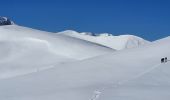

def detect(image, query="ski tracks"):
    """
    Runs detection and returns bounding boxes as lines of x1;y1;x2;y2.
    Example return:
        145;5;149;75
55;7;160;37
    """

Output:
89;62;166;100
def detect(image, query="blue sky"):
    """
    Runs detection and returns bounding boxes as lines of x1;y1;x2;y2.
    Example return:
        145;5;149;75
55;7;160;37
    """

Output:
1;0;170;40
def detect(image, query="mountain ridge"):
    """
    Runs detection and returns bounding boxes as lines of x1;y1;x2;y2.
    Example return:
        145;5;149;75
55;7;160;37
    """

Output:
58;30;150;50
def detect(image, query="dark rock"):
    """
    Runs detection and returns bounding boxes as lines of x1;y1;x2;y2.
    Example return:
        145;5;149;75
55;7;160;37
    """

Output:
0;17;14;26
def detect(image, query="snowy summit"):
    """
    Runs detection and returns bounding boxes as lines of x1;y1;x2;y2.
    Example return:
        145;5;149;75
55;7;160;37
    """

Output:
0;17;14;26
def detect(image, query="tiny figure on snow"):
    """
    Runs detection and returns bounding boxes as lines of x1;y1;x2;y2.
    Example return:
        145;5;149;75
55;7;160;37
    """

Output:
161;58;165;63
161;57;168;63
165;57;168;62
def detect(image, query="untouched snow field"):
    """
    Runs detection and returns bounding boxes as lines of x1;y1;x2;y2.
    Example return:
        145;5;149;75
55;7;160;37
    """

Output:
0;24;170;100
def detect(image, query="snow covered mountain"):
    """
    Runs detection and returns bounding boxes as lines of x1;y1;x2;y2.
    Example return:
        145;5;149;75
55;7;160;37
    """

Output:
0;21;169;100
0;25;114;79
0;17;14;26
58;30;150;50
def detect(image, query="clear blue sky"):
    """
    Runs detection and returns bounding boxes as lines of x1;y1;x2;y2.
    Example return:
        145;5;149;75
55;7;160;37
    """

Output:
1;0;170;40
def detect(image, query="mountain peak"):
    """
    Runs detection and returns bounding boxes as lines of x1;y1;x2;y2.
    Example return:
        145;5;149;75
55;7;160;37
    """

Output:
0;17;14;26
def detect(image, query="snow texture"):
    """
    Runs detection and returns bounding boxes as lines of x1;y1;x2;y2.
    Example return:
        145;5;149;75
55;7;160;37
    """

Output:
0;24;169;100
58;30;150;50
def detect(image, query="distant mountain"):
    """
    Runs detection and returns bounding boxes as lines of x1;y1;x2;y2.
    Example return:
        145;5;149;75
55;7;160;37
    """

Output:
0;17;14;26
58;30;150;50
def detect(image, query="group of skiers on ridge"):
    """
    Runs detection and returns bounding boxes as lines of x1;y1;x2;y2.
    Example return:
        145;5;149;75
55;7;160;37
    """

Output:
161;57;168;63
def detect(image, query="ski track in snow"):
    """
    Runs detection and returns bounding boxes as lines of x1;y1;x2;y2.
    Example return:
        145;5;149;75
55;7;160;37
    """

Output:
90;62;168;100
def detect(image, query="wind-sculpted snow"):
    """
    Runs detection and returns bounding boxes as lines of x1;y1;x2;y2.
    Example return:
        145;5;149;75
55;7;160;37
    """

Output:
0;25;114;79
0;25;169;100
58;30;150;50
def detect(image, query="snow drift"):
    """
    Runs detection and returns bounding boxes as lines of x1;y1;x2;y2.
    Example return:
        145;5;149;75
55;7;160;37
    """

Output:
0;33;169;100
0;21;169;100
0;25;114;79
58;30;150;50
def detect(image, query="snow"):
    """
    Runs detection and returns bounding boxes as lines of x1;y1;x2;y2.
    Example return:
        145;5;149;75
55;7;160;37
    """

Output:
58;30;150;50
0;24;169;100
0;25;114;79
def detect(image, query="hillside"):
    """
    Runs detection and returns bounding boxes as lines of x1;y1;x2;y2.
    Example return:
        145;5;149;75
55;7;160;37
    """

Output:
0;25;169;100
58;30;150;50
0;25;114;79
0;24;169;100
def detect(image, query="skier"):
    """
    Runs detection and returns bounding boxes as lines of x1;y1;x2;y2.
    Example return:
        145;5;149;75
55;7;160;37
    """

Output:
165;57;168;62
161;58;165;63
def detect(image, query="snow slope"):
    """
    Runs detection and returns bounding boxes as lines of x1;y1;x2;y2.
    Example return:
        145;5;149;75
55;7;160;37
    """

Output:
0;25;169;100
0;25;114;79
58;30;150;50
